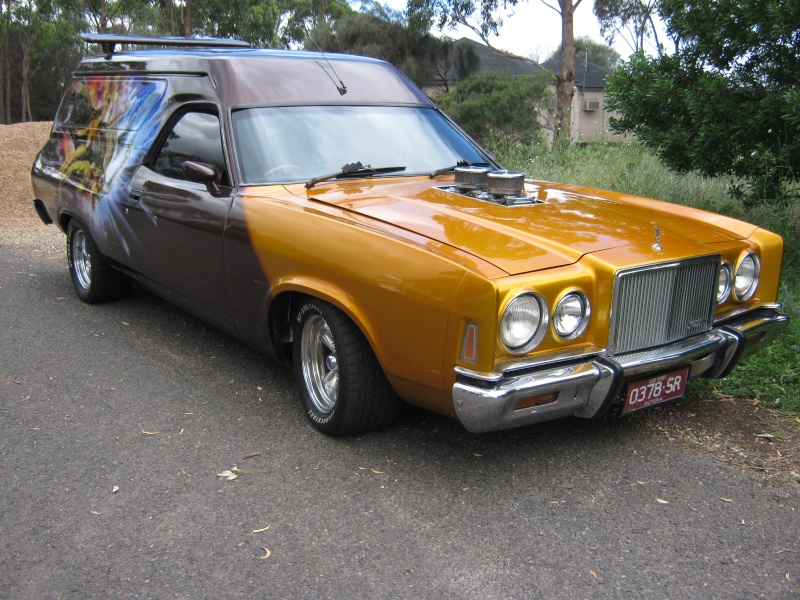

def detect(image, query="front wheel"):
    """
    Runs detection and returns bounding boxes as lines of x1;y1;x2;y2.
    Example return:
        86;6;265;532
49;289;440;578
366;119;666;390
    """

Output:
66;220;131;303
293;298;400;436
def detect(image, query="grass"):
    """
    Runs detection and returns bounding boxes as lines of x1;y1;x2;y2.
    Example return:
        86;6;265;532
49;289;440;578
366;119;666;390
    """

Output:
496;140;800;415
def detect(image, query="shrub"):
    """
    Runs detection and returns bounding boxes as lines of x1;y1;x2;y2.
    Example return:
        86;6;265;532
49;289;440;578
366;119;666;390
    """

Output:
437;70;553;148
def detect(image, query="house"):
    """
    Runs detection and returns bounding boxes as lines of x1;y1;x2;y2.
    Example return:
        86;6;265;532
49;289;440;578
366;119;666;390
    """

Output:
542;55;625;143
430;38;624;144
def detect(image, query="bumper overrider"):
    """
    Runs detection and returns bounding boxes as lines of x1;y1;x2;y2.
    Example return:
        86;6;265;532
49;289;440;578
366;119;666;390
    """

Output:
453;305;789;433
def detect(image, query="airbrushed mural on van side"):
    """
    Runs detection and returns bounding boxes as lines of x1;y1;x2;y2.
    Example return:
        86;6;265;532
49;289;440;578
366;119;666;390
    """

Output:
36;76;168;255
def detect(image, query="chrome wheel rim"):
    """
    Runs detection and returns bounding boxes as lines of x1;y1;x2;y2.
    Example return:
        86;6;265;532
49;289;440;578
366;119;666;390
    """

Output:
71;230;92;290
300;314;339;414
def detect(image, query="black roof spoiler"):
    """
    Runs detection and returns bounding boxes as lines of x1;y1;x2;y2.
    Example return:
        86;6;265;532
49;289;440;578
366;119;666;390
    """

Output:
80;33;250;57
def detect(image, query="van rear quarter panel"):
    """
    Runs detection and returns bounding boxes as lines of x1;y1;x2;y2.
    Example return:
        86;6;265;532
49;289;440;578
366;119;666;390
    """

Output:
31;73;219;262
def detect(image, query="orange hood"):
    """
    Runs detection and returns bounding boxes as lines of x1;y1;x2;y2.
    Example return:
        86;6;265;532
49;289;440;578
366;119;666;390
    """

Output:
302;179;754;276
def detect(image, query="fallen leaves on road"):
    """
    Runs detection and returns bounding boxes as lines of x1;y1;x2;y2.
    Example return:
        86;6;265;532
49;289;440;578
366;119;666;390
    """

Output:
370;468;385;474
636;395;800;487
656;498;669;504
258;548;271;559
112;486;120;493
589;570;598;580
217;467;242;480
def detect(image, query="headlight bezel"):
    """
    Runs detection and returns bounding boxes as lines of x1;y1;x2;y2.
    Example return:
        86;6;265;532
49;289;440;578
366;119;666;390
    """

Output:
733;253;760;302
552;291;591;340
717;262;733;304
500;292;549;354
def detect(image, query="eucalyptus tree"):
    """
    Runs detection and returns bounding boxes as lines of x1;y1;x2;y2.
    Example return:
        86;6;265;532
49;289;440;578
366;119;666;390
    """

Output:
305;5;477;88
406;0;585;145
547;35;620;69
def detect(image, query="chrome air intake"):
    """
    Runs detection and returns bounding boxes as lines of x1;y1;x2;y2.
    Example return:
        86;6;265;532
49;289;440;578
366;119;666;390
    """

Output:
454;165;492;190
443;168;541;206
487;170;525;196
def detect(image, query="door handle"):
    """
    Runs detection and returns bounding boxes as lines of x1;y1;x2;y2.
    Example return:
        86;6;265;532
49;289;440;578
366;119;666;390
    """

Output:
124;189;143;207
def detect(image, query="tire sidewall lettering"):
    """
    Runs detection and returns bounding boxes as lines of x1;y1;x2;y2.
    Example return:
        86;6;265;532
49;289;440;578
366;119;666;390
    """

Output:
295;300;340;429
296;301;321;324
307;407;335;424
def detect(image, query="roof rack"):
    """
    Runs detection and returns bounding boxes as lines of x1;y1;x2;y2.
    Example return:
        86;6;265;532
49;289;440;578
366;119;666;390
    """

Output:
80;33;250;57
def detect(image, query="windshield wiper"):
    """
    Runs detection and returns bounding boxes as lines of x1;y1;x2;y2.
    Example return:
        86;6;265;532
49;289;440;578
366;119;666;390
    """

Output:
429;161;492;178
306;162;406;189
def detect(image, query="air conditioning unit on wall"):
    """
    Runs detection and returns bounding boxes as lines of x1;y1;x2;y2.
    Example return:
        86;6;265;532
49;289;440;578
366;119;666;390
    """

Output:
583;100;601;111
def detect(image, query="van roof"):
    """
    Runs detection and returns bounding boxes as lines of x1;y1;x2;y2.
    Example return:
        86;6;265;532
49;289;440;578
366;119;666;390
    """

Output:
76;46;433;108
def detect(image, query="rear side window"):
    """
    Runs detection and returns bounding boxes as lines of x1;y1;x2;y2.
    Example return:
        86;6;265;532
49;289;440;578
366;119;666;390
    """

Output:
55;76;166;134
152;111;229;186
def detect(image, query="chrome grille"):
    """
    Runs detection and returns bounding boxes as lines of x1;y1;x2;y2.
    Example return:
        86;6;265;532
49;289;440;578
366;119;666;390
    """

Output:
609;256;719;355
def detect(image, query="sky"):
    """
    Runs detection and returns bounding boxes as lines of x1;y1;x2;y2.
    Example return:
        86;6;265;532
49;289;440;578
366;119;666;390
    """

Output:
381;1;646;62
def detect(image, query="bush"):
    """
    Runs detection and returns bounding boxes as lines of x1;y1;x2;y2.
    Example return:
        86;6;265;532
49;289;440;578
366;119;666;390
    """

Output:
606;0;800;207
436;70;553;148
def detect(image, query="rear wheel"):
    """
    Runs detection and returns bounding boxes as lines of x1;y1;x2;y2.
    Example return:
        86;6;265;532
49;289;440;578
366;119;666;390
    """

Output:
293;298;400;436
66;220;131;303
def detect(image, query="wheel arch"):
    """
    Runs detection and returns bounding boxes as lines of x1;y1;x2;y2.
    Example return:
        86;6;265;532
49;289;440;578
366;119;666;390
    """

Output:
268;278;382;367
59;210;75;232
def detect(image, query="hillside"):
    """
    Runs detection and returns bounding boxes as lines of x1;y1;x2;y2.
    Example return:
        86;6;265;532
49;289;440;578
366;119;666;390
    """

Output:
1;122;61;252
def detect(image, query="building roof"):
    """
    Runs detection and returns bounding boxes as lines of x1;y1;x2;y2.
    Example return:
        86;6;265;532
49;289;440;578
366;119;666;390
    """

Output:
541;56;612;91
456;38;547;78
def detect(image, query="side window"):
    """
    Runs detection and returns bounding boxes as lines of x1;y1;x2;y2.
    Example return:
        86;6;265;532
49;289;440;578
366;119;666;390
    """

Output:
152;111;229;185
55;76;167;133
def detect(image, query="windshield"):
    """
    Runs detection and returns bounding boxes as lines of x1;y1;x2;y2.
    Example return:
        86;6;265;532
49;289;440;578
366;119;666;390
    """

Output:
231;105;490;185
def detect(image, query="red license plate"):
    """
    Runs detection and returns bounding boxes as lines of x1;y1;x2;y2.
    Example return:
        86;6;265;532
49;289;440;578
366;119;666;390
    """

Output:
622;368;689;415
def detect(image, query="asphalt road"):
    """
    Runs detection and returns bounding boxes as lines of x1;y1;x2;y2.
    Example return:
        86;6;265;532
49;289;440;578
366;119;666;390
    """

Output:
1;247;798;599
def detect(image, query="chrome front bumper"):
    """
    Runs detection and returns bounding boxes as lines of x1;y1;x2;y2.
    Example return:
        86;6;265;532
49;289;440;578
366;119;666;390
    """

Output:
453;306;789;433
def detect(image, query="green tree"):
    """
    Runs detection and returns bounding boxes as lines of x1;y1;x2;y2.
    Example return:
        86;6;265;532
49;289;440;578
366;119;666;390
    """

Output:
407;0;585;145
406;0;509;47
606;0;800;205
436;69;553;147
190;0;350;48
306;7;478;88
26;13;81;120
594;0;663;54
547;35;620;68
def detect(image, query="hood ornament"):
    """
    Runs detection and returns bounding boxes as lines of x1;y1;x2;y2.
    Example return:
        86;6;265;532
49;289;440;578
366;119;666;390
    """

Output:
652;225;663;251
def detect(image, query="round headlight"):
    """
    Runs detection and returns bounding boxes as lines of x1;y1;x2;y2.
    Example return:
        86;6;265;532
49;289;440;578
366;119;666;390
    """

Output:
717;263;733;304
500;294;547;353
553;292;590;340
734;253;760;301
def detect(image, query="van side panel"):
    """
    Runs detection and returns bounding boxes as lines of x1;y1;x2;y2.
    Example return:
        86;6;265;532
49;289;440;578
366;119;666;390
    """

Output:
31;76;168;259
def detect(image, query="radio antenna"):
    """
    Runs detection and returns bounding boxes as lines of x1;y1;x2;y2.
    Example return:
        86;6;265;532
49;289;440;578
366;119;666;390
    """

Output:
308;34;347;95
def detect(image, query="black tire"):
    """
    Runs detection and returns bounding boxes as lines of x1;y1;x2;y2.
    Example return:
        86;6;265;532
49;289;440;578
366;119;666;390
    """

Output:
292;298;401;436
66;219;132;304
